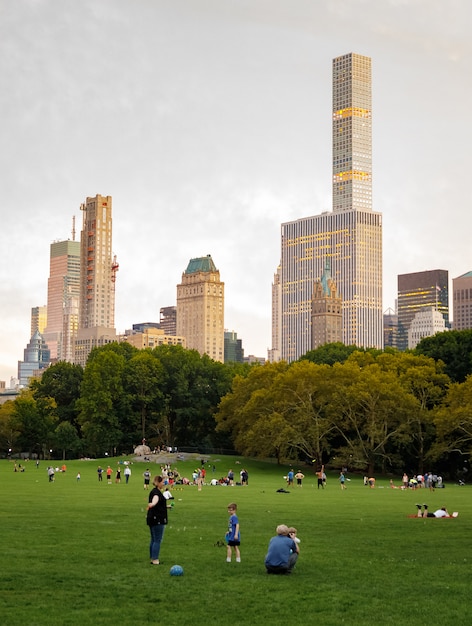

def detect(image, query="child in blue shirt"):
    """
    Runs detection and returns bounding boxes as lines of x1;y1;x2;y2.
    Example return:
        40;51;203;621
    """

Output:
226;503;241;563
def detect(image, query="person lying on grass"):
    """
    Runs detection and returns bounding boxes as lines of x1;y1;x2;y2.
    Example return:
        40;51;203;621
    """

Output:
415;504;458;518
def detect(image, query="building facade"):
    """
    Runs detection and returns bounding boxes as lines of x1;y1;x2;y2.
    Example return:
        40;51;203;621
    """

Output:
74;195;117;367
224;330;244;363
311;259;343;349
176;255;224;363
276;53;382;362
120;327;186;349
408;307;448;349
452;271;472;330
397;269;448;351
43;238;81;362
159;306;177;336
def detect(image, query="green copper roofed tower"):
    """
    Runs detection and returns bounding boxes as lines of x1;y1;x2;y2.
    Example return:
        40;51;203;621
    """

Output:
176;255;225;362
311;258;342;349
185;255;218;274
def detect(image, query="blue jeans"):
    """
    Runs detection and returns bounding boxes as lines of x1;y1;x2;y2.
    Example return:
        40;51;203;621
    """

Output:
149;524;165;561
266;553;298;574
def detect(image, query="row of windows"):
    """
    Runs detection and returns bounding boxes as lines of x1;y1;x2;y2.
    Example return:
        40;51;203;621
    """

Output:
453;289;472;301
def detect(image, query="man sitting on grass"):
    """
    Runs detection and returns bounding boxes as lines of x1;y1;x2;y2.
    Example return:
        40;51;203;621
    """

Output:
265;524;300;574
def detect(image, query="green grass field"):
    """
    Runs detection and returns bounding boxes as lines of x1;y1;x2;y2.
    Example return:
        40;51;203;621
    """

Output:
1;455;470;626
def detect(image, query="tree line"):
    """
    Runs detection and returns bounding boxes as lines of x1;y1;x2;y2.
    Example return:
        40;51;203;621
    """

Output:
2;331;472;476
0;343;243;460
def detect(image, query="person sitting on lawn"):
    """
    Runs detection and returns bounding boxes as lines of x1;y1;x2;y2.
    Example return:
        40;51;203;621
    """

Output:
163;488;174;507
265;524;299;574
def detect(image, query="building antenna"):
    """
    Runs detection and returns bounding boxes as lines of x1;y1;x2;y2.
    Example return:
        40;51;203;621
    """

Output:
72;215;76;241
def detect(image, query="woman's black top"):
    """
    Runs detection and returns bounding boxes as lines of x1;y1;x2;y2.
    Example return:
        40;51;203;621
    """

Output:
146;487;168;526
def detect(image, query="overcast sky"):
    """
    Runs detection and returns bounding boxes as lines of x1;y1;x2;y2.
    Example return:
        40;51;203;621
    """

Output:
1;0;471;383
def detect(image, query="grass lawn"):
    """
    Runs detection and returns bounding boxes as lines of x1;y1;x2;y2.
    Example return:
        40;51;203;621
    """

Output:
1;455;470;626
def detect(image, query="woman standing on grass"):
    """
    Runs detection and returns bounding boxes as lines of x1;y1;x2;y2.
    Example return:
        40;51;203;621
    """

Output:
146;475;168;565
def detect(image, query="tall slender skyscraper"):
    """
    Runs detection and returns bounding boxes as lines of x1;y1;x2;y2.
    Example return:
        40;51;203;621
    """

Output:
43;237;80;362
176;255;224;363
332;53;372;213
276;53;382;361
74;195;117;367
268;265;282;363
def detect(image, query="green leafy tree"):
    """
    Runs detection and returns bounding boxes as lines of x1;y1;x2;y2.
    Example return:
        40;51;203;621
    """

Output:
77;349;126;455
216;361;291;459
373;352;449;472
0;401;20;454
264;360;337;464
11;391;58;458
123;350;164;442
30;361;83;426
153;345;233;448
300;342;361;365
433;375;472;459
54;421;82;460
415;329;472;383
218;360;343;464
240;410;298;464
300;343;383;366
328;361;418;474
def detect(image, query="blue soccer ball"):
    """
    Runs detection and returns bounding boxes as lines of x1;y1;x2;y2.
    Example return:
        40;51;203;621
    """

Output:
170;565;184;576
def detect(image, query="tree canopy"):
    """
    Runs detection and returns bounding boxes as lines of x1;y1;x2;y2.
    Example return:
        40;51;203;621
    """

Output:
415;329;472;383
7;340;472;476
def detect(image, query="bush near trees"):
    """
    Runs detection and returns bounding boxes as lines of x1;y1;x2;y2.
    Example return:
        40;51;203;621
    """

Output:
2;333;472;477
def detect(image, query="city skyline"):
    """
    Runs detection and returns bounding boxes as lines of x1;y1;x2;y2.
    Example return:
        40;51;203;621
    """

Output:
1;1;471;381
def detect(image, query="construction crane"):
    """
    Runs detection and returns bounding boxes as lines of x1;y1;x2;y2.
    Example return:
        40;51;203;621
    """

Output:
111;255;119;283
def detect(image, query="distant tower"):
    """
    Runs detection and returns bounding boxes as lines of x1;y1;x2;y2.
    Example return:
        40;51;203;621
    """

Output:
31;306;47;337
159;306;177;336
311;259;343;349
397;270;448;351
268;265;282;363
17;330;50;387
43;234;81;362
176;255;224;362
452;271;472;330
74;195;117;367
383;307;398;349
277;53;382;361
224;330;244;363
